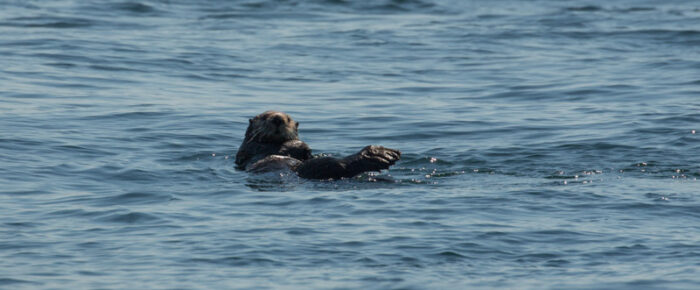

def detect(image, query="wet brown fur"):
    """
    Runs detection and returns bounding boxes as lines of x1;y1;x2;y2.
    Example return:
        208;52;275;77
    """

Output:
244;110;299;144
236;111;400;179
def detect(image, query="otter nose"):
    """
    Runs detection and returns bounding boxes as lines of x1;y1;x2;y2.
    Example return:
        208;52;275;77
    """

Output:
271;115;284;126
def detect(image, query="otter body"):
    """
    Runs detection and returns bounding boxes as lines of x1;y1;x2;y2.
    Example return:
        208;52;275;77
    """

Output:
235;111;400;179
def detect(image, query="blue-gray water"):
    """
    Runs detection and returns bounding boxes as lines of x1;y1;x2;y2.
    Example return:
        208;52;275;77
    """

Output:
1;0;699;289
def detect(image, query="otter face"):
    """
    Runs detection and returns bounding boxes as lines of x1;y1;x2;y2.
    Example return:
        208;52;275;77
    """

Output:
245;111;299;144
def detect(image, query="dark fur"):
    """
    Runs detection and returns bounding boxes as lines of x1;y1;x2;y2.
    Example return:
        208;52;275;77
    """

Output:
235;111;400;179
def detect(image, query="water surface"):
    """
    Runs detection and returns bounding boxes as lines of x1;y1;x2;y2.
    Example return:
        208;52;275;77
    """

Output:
1;0;699;289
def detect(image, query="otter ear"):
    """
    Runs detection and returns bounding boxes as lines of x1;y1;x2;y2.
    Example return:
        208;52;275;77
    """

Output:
295;121;299;129
249;118;253;124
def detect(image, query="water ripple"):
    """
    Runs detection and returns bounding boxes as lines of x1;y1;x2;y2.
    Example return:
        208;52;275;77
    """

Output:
2;0;699;288
0;16;96;28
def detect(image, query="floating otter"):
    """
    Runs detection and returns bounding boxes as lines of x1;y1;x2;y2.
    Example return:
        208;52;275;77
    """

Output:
235;111;400;179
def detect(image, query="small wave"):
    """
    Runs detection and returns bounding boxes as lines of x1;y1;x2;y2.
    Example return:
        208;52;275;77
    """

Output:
566;5;657;14
0;278;40;286
619;29;700;41
32;52;96;63
362;0;436;13
658;113;700;124
88;64;147;72
44;62;78;68
555;142;635;151
564;5;656;13
431;250;468;261
186;256;282;267
76;271;106;277
199;12;326;20
3;221;44;228
0;16;96;28
80;110;173;121
516;252;562;262
351;208;400;215
50;144;116;157
0;137;44;149
0;38;63;47
565;5;603;12
285;227;321;235
197;0;440;15
111;169;162;182
92;191;175;206
110;2;157;14
595;244;651;257
45;208;113;219
96;211;162;224
582;280;700;290
616;7;656;13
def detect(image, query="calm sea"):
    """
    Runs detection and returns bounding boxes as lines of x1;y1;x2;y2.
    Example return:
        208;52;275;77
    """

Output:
1;0;699;289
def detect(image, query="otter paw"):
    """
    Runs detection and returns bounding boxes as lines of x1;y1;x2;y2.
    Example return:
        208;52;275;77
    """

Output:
359;145;401;170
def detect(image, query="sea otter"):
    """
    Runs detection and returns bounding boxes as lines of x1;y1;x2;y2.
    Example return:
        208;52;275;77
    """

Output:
235;111;400;179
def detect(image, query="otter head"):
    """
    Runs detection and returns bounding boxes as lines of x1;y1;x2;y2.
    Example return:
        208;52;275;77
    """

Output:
244;111;299;144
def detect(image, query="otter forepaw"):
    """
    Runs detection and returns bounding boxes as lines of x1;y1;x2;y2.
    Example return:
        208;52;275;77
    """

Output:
358;145;401;170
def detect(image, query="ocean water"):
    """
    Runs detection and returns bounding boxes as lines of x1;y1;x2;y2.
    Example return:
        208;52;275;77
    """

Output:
1;0;699;288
